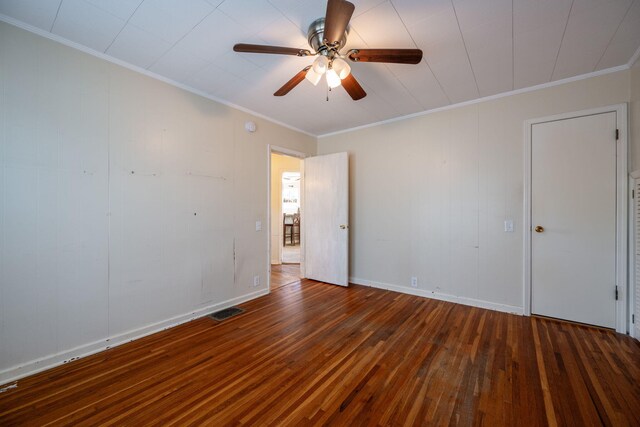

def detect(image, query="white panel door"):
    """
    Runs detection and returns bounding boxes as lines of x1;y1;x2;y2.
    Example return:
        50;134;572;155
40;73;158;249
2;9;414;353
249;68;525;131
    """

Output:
531;112;617;328
303;152;349;286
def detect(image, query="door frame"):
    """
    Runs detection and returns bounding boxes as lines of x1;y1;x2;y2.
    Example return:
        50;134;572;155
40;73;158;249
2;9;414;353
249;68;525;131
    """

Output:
267;145;307;292
523;104;628;333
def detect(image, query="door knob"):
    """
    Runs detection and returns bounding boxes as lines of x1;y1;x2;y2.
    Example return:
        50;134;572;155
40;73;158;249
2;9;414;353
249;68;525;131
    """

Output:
534;225;544;233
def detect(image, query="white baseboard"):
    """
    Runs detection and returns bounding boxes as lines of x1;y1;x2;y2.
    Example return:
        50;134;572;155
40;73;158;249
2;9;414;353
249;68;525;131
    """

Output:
0;288;269;385
349;277;524;316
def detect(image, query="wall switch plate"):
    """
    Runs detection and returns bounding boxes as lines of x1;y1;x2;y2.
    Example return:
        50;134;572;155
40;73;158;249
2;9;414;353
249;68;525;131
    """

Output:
411;277;418;288
253;275;260;287
255;221;261;231
504;220;514;232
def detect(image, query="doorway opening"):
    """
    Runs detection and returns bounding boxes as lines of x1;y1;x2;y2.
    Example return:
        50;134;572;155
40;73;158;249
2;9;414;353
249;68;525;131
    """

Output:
270;151;303;290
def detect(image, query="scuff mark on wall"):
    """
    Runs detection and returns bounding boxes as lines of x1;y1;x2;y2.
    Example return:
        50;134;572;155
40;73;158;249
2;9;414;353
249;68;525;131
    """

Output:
233;238;237;285
128;170;160;176
187;172;227;180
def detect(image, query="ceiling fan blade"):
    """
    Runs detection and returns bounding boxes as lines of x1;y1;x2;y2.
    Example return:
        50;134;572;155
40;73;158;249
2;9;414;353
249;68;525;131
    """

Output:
347;48;423;64
323;0;355;46
234;43;312;57
274;67;311;96
342;73;366;100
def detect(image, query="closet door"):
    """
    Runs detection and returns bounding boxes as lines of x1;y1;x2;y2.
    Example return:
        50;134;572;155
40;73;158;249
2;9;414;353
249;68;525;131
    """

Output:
531;112;617;328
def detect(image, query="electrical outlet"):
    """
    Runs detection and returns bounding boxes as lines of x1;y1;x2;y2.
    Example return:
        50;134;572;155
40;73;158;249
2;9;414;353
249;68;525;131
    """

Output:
255;221;262;231
411;277;418;288
253;275;260;287
504;220;514;232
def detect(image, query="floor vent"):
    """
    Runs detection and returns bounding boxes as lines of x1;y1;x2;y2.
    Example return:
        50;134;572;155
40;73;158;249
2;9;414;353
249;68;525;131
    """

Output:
210;307;244;321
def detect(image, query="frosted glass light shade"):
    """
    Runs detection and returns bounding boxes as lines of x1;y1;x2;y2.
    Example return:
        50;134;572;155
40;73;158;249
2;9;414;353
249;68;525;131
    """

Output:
305;68;322;85
332;57;351;79
326;68;341;88
312;56;329;74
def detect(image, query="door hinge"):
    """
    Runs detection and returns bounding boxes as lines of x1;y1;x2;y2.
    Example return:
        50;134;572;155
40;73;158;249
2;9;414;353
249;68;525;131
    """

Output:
616;129;619;140
633;189;635;199
615;286;619;300
633;314;635;324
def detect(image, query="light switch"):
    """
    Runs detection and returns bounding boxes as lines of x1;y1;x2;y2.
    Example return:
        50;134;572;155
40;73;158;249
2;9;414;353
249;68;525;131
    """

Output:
255;221;262;231
504;220;514;232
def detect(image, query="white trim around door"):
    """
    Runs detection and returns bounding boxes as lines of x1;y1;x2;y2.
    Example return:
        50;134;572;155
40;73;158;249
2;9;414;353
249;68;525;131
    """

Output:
523;104;628;334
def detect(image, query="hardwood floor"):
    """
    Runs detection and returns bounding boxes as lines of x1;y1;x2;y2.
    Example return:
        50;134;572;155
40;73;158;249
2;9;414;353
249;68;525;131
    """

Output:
271;263;300;290
282;244;301;264
2;280;640;426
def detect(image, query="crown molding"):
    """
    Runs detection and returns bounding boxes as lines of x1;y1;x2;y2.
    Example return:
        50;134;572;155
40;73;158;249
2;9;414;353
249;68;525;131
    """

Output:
628;45;640;69
1;13;638;141
0;14;316;138
318;63;631;138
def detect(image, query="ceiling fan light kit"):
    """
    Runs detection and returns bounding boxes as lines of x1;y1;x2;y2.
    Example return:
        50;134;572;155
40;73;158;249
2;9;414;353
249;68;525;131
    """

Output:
312;55;329;75
326;68;342;88
305;67;323;86
332;57;351;79
233;0;423;101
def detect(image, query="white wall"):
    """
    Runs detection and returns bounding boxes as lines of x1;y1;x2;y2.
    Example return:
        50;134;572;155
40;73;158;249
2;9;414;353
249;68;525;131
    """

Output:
0;22;316;382
319;70;632;313
270;153;301;265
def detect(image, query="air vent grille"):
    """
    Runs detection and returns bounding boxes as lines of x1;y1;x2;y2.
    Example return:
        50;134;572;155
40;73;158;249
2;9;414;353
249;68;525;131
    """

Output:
210;307;244;321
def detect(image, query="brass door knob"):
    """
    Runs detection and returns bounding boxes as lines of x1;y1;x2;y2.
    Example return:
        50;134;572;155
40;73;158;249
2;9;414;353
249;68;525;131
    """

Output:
534;225;544;233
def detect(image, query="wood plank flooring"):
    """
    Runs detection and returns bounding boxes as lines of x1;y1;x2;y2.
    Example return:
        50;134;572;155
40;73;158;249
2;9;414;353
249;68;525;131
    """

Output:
271;264;301;290
2;279;640;426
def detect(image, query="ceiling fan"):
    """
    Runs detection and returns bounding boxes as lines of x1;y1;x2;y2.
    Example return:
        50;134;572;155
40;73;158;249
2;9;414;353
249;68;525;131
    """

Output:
233;0;423;101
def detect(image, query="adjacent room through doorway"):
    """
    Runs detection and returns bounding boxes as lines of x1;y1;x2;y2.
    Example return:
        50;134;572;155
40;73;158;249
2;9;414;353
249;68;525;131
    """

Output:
270;152;302;290
281;171;301;263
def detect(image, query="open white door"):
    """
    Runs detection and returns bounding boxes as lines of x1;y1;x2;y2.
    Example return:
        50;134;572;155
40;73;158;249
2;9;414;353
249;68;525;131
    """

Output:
303;152;349;286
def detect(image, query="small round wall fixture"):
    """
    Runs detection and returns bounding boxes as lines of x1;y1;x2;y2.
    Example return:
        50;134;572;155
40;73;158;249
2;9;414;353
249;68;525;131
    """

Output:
245;121;257;133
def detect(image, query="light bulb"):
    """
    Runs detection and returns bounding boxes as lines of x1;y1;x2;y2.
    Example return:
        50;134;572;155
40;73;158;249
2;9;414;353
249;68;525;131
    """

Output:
326;68;341;88
332;57;351;79
305;67;322;86
312;55;329;74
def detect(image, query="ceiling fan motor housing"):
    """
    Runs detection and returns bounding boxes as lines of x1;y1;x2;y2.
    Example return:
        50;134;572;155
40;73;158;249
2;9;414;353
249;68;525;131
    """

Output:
307;18;348;55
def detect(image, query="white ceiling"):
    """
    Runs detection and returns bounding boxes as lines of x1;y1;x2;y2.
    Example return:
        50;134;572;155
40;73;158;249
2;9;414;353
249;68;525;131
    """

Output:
1;0;640;136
